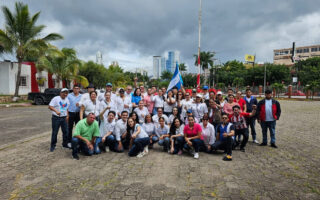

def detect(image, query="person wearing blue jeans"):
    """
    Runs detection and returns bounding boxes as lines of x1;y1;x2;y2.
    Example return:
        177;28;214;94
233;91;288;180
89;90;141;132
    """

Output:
97;111;116;153
155;117;170;151
127;118;150;157
169;117;185;155
158;137;170;150
96;135;116;153
257;90;281;148
244;88;258;143
183;116;203;159
71;113;100;160
48;88;70;152
183;138;203;154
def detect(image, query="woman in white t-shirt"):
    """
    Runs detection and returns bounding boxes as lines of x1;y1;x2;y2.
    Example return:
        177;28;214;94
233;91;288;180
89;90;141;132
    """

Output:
80;91;100;120
142;114;156;148
134;100;149;124
152;89;165;115
163;90;176;116
127;117;150;158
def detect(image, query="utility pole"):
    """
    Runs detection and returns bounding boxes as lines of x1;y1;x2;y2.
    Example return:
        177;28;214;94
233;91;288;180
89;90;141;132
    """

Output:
196;0;202;90
264;64;266;94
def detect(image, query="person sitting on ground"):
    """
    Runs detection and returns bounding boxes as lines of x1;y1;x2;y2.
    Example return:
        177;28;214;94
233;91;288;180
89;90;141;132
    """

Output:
48;88;70;151
142;114;156;149
183;116;203;159
212;113;235;161
127;117;150;157
200;115;216;153
96;111;116;153
155;117;170;151
114;111;129;152
169;117;185;155
71;113;100;160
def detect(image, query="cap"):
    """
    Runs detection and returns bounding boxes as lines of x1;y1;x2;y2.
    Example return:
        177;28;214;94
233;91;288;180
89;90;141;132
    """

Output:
187;109;192;113
217;91;222;95
196;94;202;98
87;83;95;89
203;85;209;90
192;89;197;93
61;88;69;93
106;83;112;87
265;89;272;94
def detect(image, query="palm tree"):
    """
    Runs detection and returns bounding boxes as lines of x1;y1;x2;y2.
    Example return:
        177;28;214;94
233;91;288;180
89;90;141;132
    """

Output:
0;2;63;99
193;51;215;85
37;47;88;88
179;63;187;73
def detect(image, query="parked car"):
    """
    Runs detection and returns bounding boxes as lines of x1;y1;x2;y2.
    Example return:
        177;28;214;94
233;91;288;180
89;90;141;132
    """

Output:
284;90;305;96
28;88;71;105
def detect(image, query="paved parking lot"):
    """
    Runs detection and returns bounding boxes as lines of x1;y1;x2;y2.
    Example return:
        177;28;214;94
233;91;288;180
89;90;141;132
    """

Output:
0;101;319;200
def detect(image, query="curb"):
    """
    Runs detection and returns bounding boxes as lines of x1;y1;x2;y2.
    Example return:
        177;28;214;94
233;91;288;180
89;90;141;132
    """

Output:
0;103;33;108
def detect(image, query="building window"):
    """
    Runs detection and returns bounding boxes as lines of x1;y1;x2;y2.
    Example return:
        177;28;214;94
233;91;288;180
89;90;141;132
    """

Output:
296;49;303;53
303;48;309;53
311;47;318;52
19;76;27;87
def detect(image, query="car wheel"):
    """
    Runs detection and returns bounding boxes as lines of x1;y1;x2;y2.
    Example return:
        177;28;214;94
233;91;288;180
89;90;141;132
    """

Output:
35;97;44;105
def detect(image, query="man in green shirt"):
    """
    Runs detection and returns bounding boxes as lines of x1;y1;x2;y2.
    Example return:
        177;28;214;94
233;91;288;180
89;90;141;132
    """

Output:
72;113;100;160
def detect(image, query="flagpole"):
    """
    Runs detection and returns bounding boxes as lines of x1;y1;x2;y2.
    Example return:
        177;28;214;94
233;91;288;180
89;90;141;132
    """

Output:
196;0;202;90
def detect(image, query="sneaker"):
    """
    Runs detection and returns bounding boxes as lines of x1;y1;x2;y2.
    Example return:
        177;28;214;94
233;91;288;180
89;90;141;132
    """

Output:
270;143;278;148
67;143;72;148
143;146;149;154
194;153;199;159
136;152;145;158
105;146;110;152
240;148;245;152
259;143;267;146
253;140;259;144
72;154;79;160
178;150;183;155
223;155;232;161
50;146;55;152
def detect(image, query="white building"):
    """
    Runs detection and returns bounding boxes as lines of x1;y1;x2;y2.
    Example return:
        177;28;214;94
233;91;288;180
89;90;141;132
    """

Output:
96;51;103;65
153;56;162;79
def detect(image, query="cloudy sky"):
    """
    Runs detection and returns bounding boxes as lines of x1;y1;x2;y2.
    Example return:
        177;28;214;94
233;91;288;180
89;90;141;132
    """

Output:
1;0;320;74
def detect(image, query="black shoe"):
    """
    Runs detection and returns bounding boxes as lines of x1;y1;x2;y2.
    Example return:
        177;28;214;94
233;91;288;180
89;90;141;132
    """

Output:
223;155;232;161
270;143;278;148
50;146;55;152
259;143;267;146
240;148;245;152
72;154;79;160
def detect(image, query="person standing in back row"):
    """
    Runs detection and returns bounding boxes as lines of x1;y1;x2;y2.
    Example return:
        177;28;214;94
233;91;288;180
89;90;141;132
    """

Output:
256;90;281;148
243;88;258;143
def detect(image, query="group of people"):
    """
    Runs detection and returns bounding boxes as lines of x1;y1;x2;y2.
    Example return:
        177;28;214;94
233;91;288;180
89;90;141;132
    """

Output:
48;82;281;161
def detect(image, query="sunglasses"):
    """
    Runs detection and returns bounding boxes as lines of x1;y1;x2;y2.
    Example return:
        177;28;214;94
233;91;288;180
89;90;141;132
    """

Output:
222;117;228;119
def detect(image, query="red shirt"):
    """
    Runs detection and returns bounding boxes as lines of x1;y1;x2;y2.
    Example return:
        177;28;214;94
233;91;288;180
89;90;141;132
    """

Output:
184;123;203;140
235;98;246;111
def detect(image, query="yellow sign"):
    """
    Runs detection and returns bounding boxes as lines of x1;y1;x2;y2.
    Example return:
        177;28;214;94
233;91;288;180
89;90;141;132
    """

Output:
245;54;255;62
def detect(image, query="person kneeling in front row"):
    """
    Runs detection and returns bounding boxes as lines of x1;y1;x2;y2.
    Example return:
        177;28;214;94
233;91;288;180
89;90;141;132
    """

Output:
212;113;235;161
71;113;100;160
127;117;150;157
183;115;203;159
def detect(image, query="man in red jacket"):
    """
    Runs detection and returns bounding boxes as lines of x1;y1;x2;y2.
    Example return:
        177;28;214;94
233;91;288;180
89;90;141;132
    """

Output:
256;90;281;148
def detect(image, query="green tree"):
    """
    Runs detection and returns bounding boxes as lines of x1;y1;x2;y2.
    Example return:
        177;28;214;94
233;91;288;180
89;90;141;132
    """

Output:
295;57;320;86
0;2;63;99
233;77;245;89
79;61;108;89
194;51;215;84
305;81;320;99
271;83;284;98
37;47;88;88
161;71;173;80
179;63;187;72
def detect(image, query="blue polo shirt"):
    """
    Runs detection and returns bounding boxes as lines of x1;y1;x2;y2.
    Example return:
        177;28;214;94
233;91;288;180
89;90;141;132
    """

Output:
67;93;82;112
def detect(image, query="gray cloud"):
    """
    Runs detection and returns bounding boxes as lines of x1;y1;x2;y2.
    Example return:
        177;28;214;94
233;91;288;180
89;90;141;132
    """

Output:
1;0;320;73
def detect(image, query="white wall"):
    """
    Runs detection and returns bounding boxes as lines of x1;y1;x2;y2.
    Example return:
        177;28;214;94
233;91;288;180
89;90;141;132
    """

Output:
0;61;31;95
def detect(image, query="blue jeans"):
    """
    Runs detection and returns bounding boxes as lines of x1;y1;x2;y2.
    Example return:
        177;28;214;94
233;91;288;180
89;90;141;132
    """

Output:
97;135;116;152
51;115;68;148
128;137;150;156
150;135;159;145
246;118;257;140
260;121;276;144
183;138;202;153
72;137;94;156
173;136;185;154
158;137;170;150
212;137;234;156
114;137;130;153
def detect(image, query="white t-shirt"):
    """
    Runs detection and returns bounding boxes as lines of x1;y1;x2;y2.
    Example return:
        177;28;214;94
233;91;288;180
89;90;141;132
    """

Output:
163;97;176;113
181;99;194;118
100;119;116;137
152;95;165;108
134;107;149;124
98;100;117;119
142;123;155;136
172;125;185;136
49;96;70;117
114;119;127;141
83;99;100;116
152;114;169;126
98;92;117;102
155;125;170;137
265;99;274;121
191;103;208;121
132;124;149;139
200;123;216;145
115;96;132;115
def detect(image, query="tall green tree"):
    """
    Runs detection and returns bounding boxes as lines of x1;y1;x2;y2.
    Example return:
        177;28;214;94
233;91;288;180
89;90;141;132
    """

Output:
0;2;63;99
295;57;320;86
193;51;215;84
179;63;187;72
161;71;173;80
79;61;108;89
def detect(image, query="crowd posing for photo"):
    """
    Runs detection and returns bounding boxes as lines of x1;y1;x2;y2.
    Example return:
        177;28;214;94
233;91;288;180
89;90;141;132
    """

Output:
48;82;281;161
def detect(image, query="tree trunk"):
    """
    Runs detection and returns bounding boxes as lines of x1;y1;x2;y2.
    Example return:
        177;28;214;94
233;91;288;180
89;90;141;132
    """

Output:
13;60;23;100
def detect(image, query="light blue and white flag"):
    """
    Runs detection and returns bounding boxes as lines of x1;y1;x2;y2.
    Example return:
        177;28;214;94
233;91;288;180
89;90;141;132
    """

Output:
167;62;183;91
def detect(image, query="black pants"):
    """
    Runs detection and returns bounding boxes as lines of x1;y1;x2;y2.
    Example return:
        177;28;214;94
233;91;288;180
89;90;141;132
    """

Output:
235;128;248;148
68;112;80;143
212;137;234;156
246;117;257;140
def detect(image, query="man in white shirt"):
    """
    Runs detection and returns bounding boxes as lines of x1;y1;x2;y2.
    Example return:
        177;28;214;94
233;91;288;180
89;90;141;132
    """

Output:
114;111;129;152
98;83;117;102
125;85;133;102
48;88;70;152
116;88;132;118
79;83;95;107
152;108;169;126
